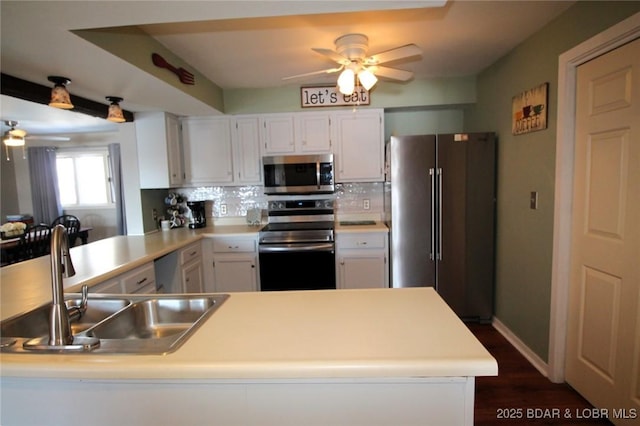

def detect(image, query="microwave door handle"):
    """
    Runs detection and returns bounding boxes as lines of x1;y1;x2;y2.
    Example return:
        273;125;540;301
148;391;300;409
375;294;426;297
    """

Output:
316;160;321;189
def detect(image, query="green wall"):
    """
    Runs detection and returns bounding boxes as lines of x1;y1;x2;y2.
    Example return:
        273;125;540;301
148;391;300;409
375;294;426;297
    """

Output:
465;2;640;361
223;76;476;114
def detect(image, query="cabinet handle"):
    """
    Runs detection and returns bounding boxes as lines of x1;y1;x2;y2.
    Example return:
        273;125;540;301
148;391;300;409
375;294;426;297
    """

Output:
137;277;148;285
251;264;255;268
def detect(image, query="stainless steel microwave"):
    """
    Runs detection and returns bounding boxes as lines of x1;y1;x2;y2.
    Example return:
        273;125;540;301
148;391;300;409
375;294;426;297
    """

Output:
263;154;334;195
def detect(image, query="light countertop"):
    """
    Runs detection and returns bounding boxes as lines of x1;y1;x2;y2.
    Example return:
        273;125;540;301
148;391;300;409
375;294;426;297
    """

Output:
0;225;257;320
0;287;497;380
334;220;388;233
0;220;387;320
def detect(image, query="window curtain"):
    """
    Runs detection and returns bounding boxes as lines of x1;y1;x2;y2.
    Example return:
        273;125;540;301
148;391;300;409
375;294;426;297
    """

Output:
107;143;127;235
27;146;62;225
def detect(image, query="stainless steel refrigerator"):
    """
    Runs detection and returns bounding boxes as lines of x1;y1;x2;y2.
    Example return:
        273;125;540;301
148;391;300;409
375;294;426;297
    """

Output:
385;132;496;321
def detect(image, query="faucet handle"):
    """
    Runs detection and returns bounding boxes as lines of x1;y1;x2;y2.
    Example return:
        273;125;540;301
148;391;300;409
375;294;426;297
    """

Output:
80;284;88;312
68;285;89;322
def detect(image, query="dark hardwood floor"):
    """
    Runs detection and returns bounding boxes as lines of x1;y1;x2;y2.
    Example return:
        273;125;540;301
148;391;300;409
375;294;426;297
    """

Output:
468;323;612;425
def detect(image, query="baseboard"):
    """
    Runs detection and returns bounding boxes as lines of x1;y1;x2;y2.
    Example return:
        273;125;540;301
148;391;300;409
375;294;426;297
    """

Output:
491;317;549;378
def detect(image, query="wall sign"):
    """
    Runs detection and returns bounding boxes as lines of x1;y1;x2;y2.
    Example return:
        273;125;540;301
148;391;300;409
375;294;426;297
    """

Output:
301;86;371;108
512;82;548;135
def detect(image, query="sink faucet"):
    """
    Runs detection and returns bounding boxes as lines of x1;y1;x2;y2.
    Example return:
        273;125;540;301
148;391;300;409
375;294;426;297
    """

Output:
48;224;77;346
21;224;98;351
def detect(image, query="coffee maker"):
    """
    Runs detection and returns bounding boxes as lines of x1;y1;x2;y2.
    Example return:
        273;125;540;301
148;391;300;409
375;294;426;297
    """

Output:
187;201;206;229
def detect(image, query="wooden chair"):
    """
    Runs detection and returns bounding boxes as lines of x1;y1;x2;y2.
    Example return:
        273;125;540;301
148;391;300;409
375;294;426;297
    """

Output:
19;223;51;260
51;215;81;247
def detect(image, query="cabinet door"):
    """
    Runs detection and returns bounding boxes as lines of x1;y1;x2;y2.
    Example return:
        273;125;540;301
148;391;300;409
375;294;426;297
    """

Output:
136;112;183;189
337;252;387;289
295;113;332;153
213;256;258;292
261;114;295;154
182;117;233;185
166;114;185;186
182;259;204;293
233;116;262;184
334;110;384;182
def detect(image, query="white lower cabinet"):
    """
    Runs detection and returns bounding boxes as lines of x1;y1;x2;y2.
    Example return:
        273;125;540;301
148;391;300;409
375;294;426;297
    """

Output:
179;242;204;293
209;235;259;292
336;232;389;289
154;241;204;293
91;262;157;294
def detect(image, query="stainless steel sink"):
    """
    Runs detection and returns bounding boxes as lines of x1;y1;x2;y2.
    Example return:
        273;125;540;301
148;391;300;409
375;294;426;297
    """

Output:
0;293;229;354
1;298;131;338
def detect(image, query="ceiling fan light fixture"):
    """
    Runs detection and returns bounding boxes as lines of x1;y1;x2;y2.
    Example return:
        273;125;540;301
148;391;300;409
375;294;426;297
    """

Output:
3;121;25;147
3;132;25;147
358;68;378;91
48;76;74;109
337;68;355;95
106;96;126;123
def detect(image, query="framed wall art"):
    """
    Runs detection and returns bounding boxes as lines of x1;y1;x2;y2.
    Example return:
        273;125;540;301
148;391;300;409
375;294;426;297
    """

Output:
512;82;548;135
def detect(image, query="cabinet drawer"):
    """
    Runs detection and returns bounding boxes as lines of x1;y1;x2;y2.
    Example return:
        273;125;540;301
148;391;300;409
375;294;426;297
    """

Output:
338;233;386;249
213;237;256;253
121;263;156;294
91;279;122;294
180;242;202;265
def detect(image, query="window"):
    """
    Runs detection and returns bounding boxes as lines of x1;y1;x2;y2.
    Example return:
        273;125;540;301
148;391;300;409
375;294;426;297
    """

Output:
56;148;114;207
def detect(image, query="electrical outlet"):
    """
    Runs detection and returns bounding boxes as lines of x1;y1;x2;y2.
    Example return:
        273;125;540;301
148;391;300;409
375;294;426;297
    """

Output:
363;199;370;210
220;204;227;215
152;208;158;223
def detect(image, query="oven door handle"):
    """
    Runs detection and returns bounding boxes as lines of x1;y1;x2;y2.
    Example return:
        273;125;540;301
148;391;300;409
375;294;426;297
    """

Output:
259;242;335;253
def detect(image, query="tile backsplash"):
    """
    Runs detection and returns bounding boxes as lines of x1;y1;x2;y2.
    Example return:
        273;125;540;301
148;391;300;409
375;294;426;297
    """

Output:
176;182;384;219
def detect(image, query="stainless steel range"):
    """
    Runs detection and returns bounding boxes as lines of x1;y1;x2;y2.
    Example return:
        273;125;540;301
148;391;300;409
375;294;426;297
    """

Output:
258;198;335;291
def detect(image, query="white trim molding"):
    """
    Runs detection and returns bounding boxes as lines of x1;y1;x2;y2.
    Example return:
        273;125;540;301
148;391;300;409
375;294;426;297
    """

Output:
492;317;548;377
548;12;640;384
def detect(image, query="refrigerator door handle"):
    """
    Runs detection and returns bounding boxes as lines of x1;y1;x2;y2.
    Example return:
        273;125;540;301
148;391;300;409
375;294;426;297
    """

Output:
429;168;435;261
437;167;443;261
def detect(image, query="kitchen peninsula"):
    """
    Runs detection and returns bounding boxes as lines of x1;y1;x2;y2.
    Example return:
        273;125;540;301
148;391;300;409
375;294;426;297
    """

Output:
1;228;497;426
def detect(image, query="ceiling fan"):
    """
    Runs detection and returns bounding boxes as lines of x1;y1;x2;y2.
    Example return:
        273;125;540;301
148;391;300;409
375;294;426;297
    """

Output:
2;121;70;143
283;33;422;93
3;120;70;160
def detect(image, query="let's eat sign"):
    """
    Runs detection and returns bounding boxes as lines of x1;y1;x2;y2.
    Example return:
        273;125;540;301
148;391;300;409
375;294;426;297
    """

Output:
301;86;371;108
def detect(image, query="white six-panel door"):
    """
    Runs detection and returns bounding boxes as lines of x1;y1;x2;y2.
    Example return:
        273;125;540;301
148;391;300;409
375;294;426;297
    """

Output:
566;37;640;425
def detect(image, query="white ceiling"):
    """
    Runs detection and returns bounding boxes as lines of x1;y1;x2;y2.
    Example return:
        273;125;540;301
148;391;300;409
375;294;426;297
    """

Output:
0;0;575;137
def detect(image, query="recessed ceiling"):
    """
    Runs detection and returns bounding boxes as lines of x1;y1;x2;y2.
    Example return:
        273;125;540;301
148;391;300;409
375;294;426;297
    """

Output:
0;1;575;136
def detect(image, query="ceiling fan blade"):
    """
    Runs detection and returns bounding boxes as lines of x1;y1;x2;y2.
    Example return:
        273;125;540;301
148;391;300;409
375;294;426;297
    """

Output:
26;135;70;141
370;66;414;82
282;66;344;81
365;44;422;66
311;48;351;65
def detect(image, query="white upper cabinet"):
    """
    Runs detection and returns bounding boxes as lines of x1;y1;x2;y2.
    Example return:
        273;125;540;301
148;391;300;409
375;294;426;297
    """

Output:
136;112;185;189
261;114;296;154
294;112;332;153
333;108;384;182
232;116;262;184
181;116;234;185
261;112;332;155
